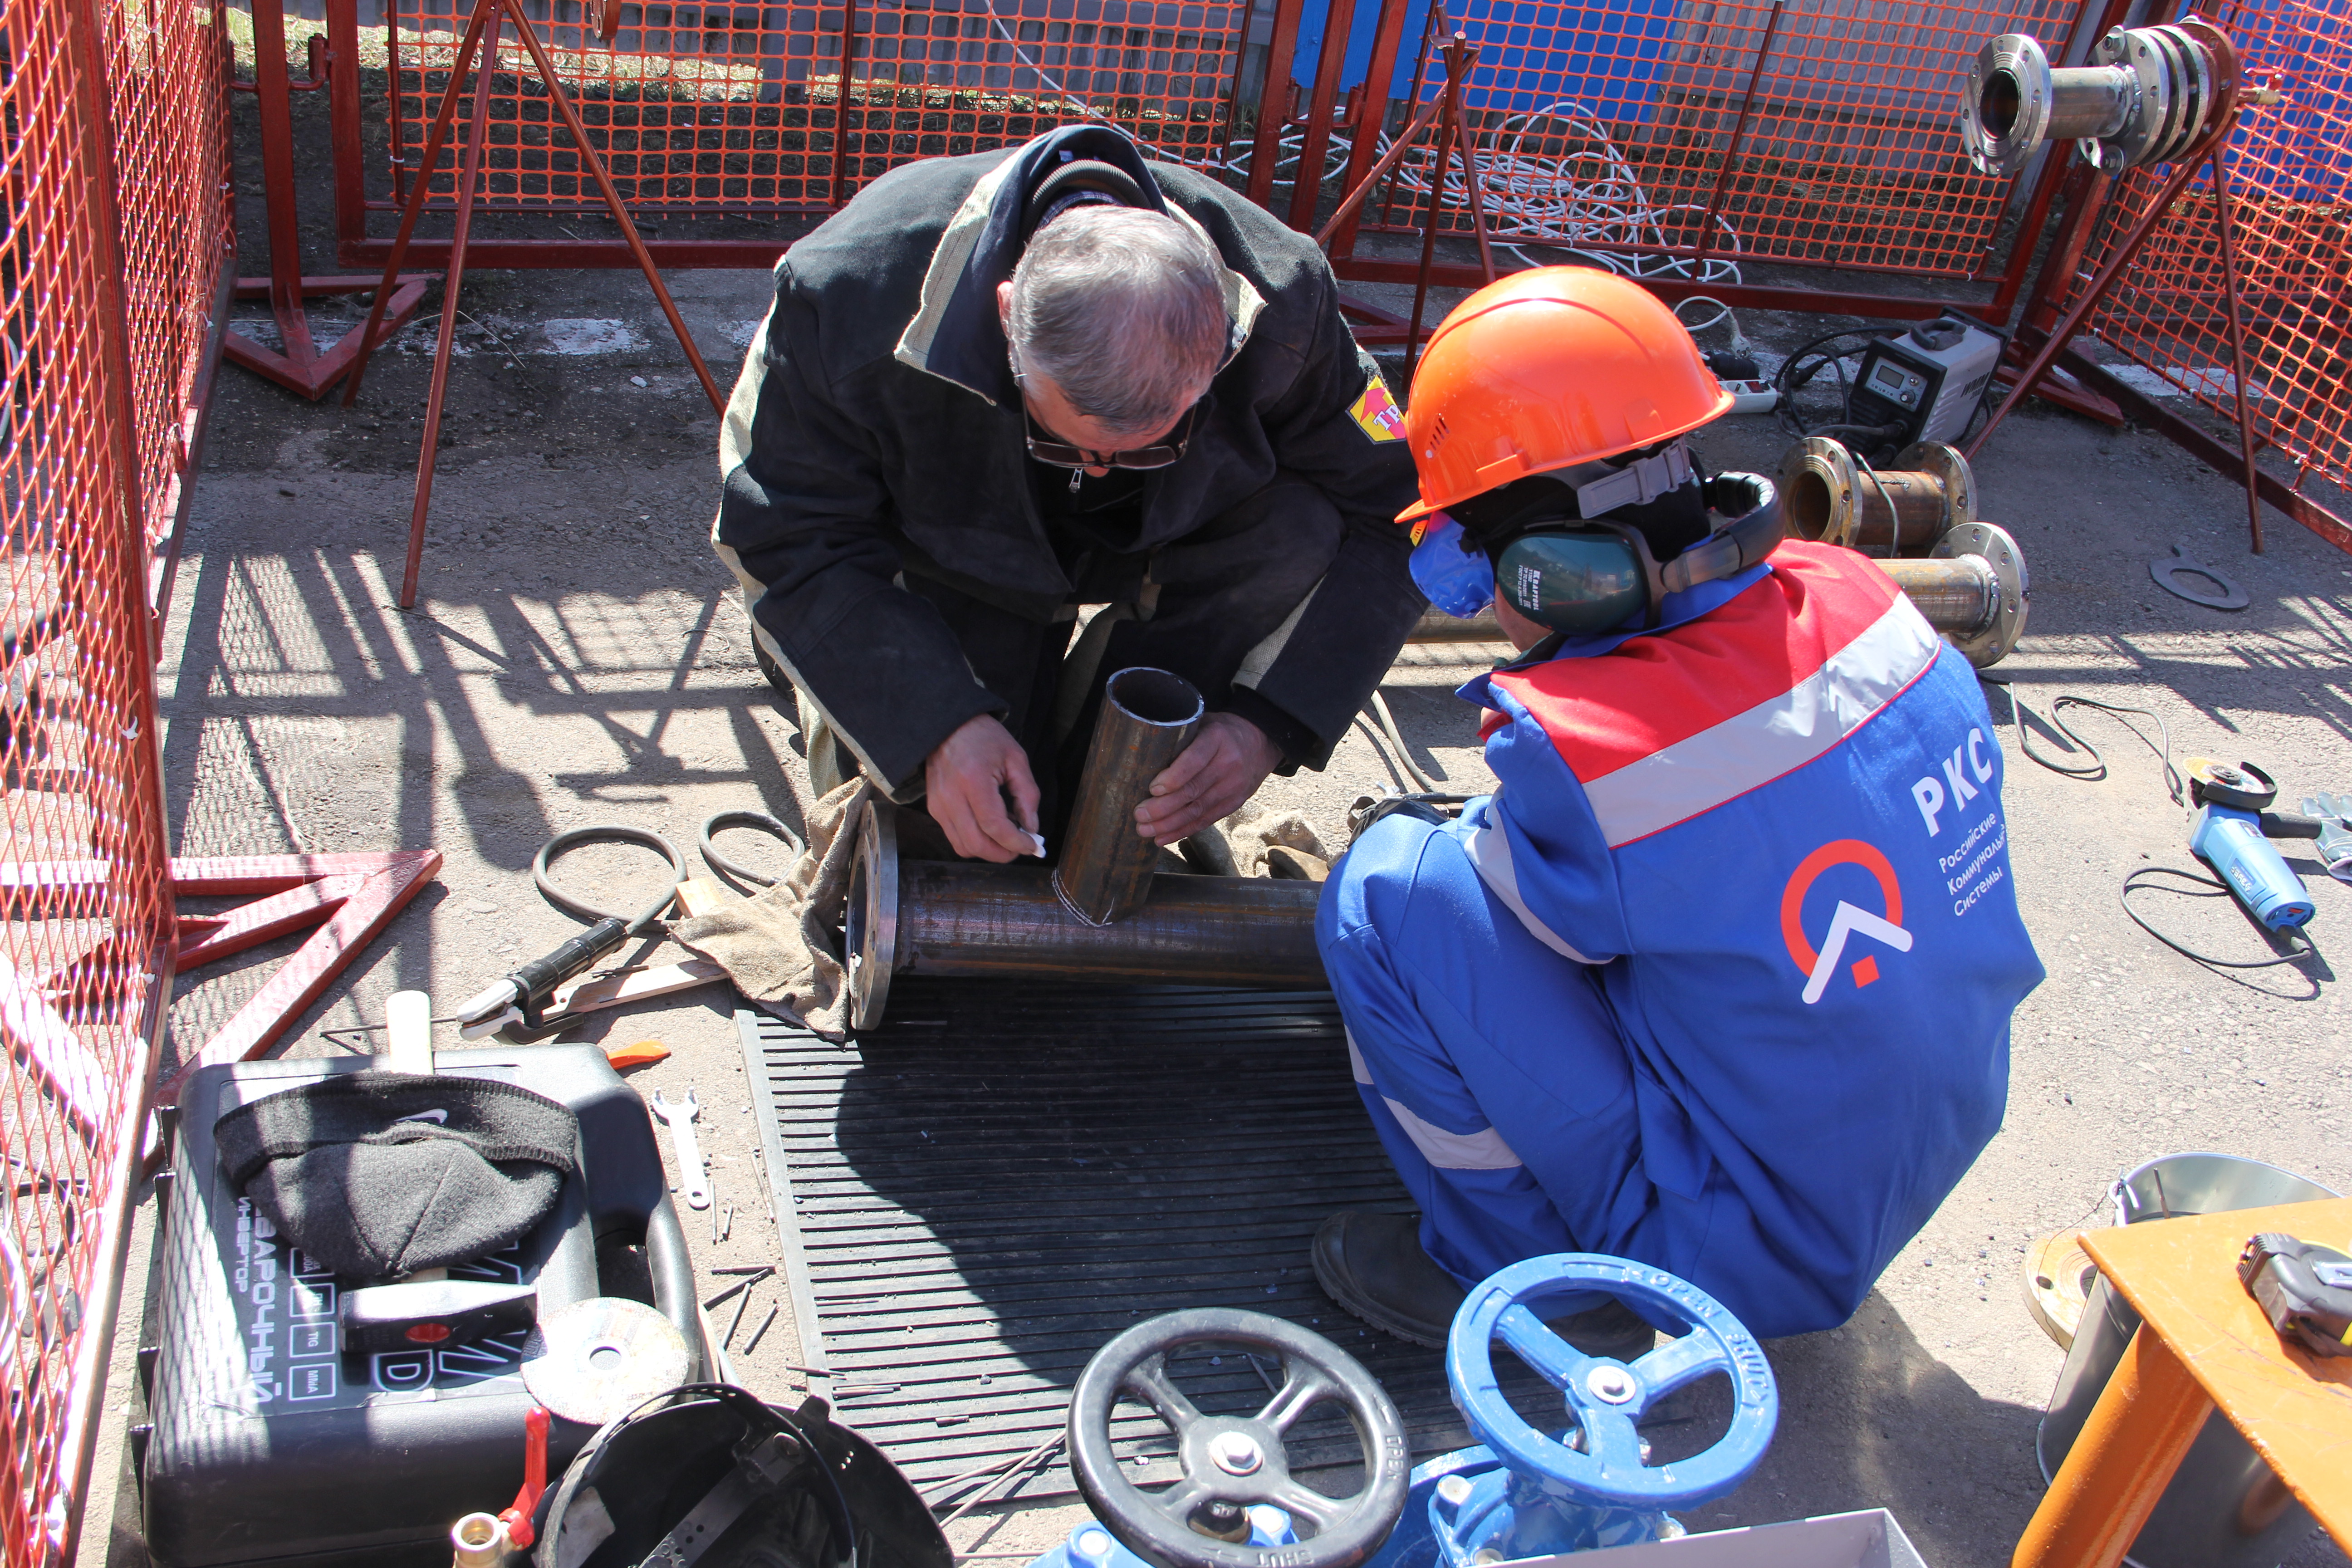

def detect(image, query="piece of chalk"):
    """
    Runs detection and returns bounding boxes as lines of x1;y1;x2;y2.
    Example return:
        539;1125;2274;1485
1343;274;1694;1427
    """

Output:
1021;832;1047;858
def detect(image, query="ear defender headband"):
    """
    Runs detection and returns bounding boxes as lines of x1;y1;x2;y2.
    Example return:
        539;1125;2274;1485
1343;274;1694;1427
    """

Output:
1021;159;1147;238
1411;466;1783;637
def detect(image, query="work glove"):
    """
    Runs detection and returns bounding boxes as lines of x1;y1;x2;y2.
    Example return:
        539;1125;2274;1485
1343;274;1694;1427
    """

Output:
2299;794;2352;883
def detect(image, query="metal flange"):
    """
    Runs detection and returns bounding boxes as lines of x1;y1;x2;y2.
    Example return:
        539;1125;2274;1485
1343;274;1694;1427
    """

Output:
1777;437;1973;555
1962;22;2234;178
1965;34;2064;178
846;794;899;1033
1933;521;2031;667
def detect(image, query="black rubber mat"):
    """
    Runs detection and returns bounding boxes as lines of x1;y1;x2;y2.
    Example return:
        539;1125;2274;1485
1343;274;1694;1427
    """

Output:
737;980;1494;1500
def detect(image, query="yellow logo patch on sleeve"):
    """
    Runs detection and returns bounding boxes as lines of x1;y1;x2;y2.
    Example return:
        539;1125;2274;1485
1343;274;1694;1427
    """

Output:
1350;380;1406;443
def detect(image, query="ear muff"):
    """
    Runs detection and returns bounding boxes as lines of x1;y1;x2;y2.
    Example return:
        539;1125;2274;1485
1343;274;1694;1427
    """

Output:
1492;530;1648;637
1661;474;1782;594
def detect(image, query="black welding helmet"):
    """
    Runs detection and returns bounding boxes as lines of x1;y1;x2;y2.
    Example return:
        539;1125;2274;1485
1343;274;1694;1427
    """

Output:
533;1385;948;1568
1412;438;1782;637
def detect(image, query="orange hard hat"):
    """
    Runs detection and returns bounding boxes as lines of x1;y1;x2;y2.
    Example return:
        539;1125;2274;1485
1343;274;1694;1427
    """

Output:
1397;267;1734;521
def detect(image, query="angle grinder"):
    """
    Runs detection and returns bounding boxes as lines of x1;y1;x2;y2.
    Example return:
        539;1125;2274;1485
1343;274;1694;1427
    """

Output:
2183;759;2342;933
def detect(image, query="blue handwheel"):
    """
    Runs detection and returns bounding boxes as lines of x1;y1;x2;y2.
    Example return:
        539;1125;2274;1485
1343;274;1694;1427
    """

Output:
1445;1254;1776;1510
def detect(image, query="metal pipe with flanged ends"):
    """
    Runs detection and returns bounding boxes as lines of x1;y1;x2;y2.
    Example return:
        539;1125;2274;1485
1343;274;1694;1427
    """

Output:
1053;666;1205;926
1403;525;2032;665
1778;440;1975;555
1877;522;2031;669
844;798;1323;1030
1963;24;2232;178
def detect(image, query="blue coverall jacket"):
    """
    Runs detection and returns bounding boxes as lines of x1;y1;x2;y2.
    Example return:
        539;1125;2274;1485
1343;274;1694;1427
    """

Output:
1318;542;2045;1338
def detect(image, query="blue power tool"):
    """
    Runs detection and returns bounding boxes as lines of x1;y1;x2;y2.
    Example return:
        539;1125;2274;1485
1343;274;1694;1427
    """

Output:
1028;1254;1777;1568
2186;760;2318;932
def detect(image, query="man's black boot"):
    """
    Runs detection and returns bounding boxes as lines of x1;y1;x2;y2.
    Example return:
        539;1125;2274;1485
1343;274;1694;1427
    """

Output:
1313;1211;1660;1361
1313;1210;1465;1348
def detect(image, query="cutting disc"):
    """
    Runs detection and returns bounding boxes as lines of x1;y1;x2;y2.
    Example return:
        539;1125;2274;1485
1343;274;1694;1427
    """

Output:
522;1297;692;1426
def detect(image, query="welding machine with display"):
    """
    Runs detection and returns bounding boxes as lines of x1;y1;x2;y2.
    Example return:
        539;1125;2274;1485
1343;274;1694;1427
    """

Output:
135;1044;710;1568
1847;316;2006;449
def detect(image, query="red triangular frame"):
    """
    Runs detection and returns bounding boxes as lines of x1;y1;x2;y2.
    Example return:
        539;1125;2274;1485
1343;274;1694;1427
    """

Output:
160;850;443;1104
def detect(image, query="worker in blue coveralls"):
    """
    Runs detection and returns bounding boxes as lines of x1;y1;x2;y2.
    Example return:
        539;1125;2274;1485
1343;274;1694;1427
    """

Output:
1310;268;2045;1358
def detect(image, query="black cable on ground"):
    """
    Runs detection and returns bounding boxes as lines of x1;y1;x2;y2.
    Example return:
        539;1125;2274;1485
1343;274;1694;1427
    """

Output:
699;808;804;893
2120;865;2322;970
1771;328;1884;441
1980;678;2185;804
533;824;689;933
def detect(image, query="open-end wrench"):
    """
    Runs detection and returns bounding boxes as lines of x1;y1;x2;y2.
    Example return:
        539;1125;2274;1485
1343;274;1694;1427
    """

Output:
650;1089;711;1209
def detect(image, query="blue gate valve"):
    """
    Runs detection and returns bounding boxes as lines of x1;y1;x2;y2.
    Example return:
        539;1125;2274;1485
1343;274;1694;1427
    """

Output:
1034;1254;1776;1568
1390;1253;1779;1563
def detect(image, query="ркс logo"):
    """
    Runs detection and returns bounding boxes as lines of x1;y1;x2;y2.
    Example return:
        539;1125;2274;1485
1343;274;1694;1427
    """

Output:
1780;840;1912;1005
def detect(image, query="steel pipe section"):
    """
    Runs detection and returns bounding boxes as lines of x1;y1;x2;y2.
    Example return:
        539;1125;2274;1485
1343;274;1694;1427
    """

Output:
845;798;1323;1030
1053;666;1204;926
1879;522;2031;668
1405;525;2031;666
1964;22;2232;177
1779;439;1976;555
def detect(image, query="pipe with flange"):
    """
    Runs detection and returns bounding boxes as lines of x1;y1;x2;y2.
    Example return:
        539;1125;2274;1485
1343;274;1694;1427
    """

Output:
1877;522;2031;668
1963;23;2233;178
1406;525;2032;666
845;796;1323;1030
1778;439;1975;555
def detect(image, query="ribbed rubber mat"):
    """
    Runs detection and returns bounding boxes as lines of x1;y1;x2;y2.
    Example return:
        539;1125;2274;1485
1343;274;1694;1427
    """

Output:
737;981;1491;1500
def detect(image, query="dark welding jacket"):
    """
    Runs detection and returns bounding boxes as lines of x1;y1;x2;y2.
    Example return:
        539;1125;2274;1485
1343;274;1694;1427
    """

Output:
712;127;1423;797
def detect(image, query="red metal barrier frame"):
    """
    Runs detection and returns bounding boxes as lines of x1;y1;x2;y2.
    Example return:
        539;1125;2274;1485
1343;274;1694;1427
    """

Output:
157;848;445;1106
1314;0;2135;327
2056;348;2352;557
226;0;434;398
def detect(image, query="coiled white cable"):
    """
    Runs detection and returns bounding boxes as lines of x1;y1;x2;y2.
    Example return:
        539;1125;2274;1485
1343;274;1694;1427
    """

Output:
972;4;1740;280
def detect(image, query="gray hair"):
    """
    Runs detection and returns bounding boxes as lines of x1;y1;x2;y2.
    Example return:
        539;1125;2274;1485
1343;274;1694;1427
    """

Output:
1005;206;1227;438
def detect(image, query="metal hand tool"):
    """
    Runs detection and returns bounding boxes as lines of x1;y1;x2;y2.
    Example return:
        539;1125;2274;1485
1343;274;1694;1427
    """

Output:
650;1089;711;1210
2185;760;2316;931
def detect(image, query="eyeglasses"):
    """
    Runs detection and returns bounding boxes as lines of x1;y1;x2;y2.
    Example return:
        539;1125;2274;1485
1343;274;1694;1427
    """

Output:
1020;397;1196;473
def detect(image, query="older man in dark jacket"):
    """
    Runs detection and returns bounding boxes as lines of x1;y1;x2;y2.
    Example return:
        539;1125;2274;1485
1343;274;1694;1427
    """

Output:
715;126;1422;862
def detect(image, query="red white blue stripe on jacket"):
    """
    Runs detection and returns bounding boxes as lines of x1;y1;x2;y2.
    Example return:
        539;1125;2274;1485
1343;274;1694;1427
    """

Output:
1438;542;2045;1333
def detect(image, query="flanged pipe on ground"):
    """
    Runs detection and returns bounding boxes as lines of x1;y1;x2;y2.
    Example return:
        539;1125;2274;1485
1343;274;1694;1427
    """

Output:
844;796;1324;1031
1778;440;1975;555
1963;22;2232;176
1406;525;2032;666
1877;522;2031;669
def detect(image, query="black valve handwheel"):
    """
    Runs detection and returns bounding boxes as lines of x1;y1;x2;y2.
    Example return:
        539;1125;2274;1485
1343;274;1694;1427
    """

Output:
1068;1309;1411;1568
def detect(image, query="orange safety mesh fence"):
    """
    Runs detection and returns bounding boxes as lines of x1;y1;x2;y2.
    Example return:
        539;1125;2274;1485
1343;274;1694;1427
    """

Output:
0;0;214;1558
373;0;1251;217
103;0;235;595
1338;0;2091;283
2063;0;2352;499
